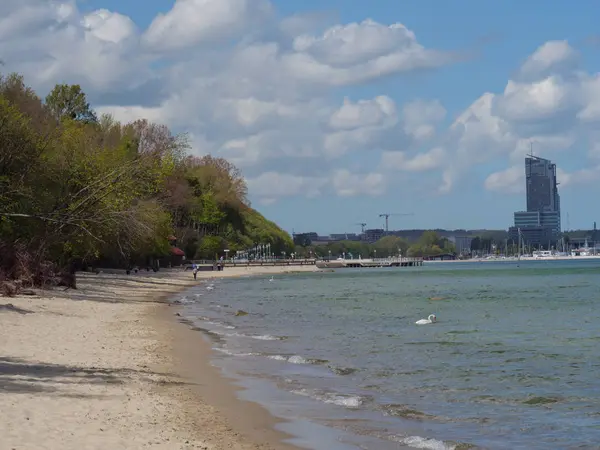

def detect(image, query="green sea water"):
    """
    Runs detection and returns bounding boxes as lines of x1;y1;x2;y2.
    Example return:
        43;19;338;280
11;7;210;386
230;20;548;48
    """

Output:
181;259;600;449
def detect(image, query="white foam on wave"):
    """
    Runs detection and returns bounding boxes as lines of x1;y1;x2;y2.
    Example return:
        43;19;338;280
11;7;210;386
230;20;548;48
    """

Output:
250;334;281;340
213;347;257;357
291;388;364;408
393;436;455;450
267;355;309;364
212;331;282;341
206;320;236;330
193;316;236;330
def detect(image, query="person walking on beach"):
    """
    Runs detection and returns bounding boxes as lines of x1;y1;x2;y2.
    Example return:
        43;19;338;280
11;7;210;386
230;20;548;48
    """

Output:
193;266;198;280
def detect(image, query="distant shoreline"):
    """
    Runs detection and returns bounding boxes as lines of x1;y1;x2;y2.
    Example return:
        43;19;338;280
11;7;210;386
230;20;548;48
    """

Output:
426;255;600;263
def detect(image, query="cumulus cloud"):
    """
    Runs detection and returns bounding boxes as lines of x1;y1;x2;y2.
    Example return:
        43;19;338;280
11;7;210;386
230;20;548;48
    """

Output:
4;1;600;206
434;40;600;194
288;20;457;86
484;166;524;194
402;99;446;141
518;40;579;80
246;172;326;204
380;147;446;172
329;96;396;130
142;0;273;52
331;170;386;197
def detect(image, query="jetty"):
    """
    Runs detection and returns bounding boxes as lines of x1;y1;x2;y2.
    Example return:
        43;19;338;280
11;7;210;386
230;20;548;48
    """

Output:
188;258;317;271
315;257;423;269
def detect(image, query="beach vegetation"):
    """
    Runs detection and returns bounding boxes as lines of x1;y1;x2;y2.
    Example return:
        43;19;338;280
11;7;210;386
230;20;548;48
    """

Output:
0;72;293;293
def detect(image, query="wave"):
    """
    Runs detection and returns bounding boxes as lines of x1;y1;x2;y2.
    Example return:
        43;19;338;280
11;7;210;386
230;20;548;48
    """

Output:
266;354;329;365
329;366;358;376
291;388;365;408
209;330;285;341
213;347;258;357
194;316;236;329
392;435;457;450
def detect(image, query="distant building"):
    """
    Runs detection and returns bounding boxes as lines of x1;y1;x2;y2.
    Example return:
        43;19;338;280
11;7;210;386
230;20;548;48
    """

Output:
526;156;560;219
363;228;385;243
509;155;561;248
330;233;360;241
449;236;472;255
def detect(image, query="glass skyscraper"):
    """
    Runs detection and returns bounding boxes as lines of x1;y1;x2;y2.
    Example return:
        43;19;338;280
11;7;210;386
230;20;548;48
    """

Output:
509;155;561;248
525;156;561;218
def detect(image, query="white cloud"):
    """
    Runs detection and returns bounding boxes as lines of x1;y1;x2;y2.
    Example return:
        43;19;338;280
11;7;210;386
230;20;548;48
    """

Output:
5;1;600;207
557;166;600;187
83;9;137;44
484;166;524;194
246;172;326;203
329;96;396;130
381;147;446;172
402;99;446;141
288;19;457;86
518;40;578;79
434;39;600;194
323;95;402;158
331;170;386;197
142;0;273;52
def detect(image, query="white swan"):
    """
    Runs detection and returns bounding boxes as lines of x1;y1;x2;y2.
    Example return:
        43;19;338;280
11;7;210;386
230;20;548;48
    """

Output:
415;314;437;325
269;276;274;282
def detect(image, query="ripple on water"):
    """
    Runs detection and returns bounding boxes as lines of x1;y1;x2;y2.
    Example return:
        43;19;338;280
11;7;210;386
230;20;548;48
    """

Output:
180;260;600;449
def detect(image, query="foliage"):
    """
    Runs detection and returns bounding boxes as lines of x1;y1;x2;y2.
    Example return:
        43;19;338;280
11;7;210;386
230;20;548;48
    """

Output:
407;231;455;257
374;235;410;257
293;235;409;259
0;72;293;289
45;84;97;123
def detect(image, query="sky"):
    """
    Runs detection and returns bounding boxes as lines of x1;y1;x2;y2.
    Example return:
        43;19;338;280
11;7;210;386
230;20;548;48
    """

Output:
2;1;600;235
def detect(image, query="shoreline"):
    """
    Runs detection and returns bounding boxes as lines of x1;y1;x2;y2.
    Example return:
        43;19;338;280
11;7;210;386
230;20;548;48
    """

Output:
0;266;318;449
425;255;600;263
164;264;320;450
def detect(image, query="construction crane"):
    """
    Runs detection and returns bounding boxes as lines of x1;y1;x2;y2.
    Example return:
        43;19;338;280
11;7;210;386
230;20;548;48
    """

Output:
356;223;367;233
379;213;414;233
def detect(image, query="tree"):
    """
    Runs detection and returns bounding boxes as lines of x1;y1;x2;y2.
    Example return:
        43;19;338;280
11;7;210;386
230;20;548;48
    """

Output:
1;73;296;292
294;233;312;247
373;235;409;257
45;84;97;123
407;231;455;257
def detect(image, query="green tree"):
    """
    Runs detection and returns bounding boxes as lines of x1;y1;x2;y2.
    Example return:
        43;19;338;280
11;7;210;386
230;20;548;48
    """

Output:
373;235;409;257
45;84;97;123
1;72;297;290
407;231;455;257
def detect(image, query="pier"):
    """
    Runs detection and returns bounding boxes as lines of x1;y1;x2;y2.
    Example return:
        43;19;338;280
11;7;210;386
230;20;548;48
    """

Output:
188;259;317;271
315;257;423;269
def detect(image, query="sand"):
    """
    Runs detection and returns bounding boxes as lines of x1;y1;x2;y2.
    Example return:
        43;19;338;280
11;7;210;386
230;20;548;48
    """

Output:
0;265;319;450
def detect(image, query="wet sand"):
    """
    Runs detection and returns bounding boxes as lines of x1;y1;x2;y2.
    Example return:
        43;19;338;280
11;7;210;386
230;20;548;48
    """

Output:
0;265;318;449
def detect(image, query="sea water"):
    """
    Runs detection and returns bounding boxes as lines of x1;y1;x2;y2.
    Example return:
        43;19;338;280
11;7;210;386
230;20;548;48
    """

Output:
178;260;600;449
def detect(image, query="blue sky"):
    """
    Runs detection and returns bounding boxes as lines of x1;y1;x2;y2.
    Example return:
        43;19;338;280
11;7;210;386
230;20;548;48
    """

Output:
4;0;600;234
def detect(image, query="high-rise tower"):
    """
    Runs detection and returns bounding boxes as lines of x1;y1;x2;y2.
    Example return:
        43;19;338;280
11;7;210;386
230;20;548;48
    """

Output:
525;156;561;216
509;155;561;248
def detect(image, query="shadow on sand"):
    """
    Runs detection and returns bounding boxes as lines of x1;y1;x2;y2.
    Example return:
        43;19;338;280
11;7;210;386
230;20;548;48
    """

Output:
0;356;192;397
0;303;34;314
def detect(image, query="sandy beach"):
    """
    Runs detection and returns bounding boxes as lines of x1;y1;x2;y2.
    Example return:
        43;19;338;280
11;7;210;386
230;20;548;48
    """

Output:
0;265;318;450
